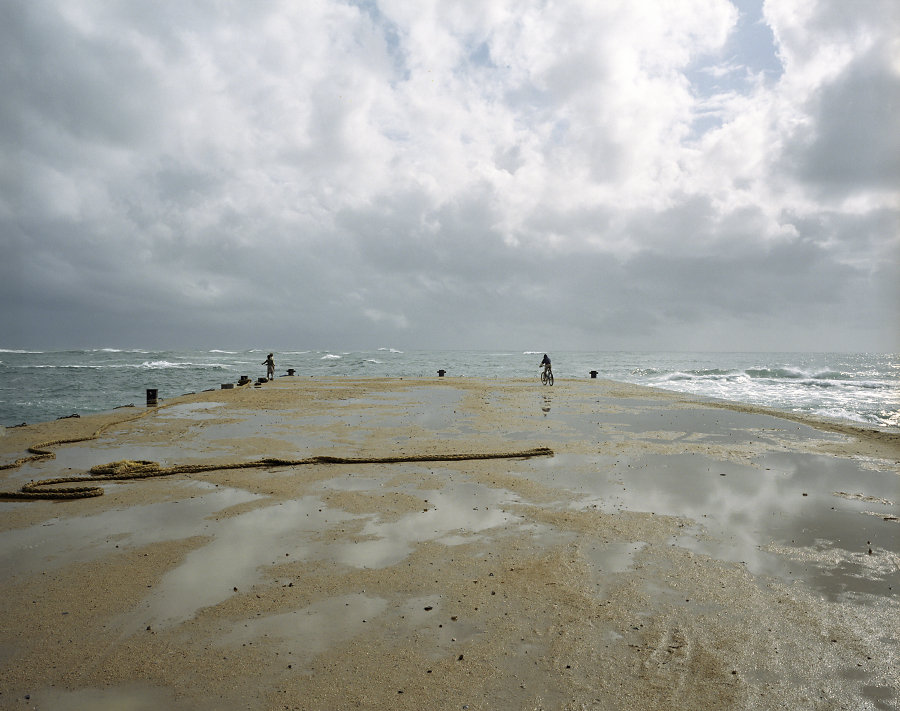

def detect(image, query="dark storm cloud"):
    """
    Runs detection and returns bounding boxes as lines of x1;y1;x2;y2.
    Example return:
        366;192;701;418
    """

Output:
785;49;900;195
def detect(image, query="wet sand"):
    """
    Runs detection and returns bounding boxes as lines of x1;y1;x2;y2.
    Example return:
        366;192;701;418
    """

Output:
0;377;898;710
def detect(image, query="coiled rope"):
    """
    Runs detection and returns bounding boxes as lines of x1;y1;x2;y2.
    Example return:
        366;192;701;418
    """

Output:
2;448;554;500
0;408;154;474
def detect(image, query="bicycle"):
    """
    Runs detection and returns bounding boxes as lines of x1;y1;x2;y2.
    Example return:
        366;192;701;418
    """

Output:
540;366;554;386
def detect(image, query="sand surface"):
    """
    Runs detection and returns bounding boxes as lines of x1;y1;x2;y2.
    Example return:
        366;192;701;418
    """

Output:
1;377;898;710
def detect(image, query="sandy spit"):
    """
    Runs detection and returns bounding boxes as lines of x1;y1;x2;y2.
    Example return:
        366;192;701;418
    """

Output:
0;377;897;710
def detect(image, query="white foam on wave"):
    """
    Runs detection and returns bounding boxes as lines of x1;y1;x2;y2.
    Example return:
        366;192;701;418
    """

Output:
31;364;102;369
142;360;186;369
645;366;899;429
321;354;342;360
93;348;150;354
139;360;226;369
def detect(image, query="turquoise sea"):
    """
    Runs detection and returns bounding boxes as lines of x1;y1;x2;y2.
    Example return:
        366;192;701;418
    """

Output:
0;349;897;431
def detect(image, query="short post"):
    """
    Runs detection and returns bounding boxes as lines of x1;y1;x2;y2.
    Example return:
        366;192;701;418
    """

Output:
287;369;295;376
146;388;158;407
437;369;446;377
238;375;250;385
221;383;234;389
589;370;598;379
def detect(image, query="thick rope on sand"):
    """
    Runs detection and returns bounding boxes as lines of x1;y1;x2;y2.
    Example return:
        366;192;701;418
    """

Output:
2;448;554;500
0;409;154;473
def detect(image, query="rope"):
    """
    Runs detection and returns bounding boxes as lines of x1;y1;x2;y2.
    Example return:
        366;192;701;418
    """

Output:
2;448;554;500
0;408;154;473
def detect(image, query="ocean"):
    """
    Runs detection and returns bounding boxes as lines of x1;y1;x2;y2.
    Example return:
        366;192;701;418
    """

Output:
0;349;897;431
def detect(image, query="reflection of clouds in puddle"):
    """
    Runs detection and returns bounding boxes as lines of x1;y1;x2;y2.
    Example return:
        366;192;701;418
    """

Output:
134;498;360;629
527;452;899;600
219;591;485;662
0;485;261;581
136;481;524;628
584;541;648;574
332;483;522;569
219;593;387;661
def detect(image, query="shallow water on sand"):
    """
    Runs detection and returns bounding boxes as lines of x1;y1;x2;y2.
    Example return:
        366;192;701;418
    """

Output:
520;451;898;601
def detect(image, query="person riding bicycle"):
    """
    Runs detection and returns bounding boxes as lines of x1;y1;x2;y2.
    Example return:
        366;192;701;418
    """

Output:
540;353;552;377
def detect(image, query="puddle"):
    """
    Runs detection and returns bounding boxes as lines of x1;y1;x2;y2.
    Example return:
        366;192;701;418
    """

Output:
583;541;648;574
128;497;361;630
219;593;388;662
156;402;227;419
736;453;900;599
0;484;261;582
608;405;836;444
517;452;899;601
329;481;522;569
129;476;526;629
546;400;845;446
7;437;239;485
218;591;486;665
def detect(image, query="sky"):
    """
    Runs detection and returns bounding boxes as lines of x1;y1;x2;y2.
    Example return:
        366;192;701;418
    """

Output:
1;0;898;352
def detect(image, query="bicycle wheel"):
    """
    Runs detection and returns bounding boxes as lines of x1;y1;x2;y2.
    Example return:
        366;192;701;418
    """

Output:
541;370;548;385
547;370;553;386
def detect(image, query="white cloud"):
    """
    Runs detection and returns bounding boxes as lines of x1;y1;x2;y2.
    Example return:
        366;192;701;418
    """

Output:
0;0;897;350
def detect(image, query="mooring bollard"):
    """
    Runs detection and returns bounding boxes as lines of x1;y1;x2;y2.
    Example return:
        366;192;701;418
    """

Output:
238;375;251;385
146;388;158;407
287;369;295;376
437;369;446;377
590;370;598;379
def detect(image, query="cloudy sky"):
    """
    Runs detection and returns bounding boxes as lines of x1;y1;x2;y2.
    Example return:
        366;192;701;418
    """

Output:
2;0;898;352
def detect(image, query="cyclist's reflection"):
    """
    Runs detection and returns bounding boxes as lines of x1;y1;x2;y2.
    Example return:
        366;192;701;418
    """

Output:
542;393;551;415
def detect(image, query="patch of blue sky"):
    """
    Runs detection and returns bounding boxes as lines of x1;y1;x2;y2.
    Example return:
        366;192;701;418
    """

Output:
467;40;494;69
685;0;783;138
349;0;410;83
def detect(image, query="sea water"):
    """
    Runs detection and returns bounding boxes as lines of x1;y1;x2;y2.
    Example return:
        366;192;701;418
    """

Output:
0;349;896;431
